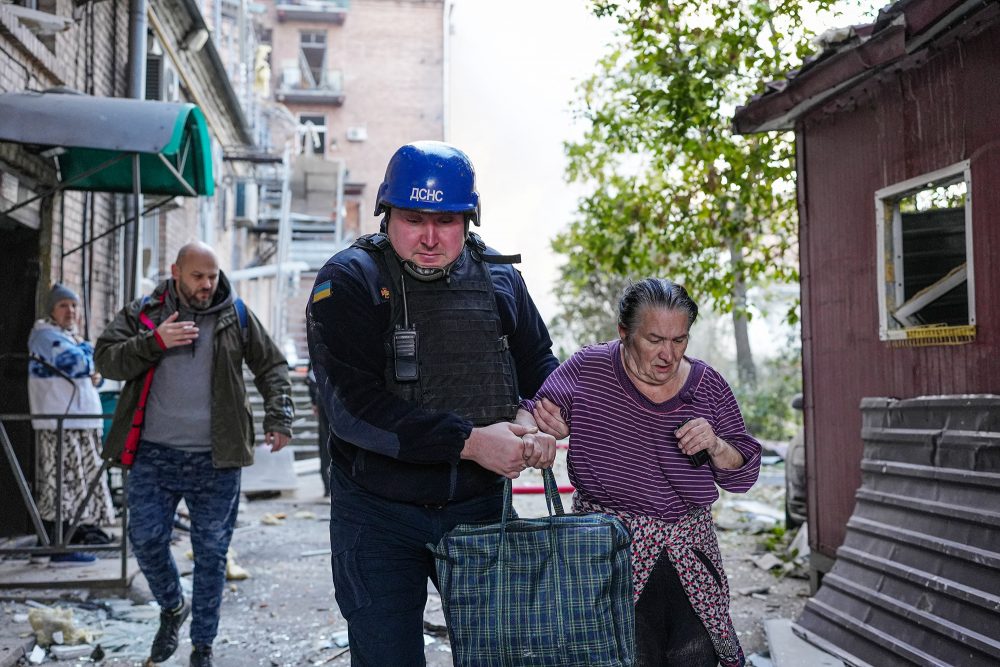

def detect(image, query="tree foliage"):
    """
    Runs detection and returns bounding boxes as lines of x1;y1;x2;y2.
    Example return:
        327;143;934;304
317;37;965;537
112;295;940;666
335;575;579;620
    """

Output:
554;0;849;378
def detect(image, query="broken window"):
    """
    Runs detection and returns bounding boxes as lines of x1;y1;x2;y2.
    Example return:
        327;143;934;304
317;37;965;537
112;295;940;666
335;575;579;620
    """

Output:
299;30;327;88
875;161;975;345
298;114;327;155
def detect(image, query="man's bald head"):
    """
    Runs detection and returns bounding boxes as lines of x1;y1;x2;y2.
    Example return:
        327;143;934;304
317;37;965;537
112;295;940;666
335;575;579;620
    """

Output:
171;242;220;310
175;241;219;268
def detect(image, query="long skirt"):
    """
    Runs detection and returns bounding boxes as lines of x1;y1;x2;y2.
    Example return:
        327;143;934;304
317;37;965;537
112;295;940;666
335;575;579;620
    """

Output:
35;429;115;525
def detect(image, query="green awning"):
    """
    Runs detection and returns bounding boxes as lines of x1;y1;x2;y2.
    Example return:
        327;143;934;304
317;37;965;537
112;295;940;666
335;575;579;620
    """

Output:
0;89;214;196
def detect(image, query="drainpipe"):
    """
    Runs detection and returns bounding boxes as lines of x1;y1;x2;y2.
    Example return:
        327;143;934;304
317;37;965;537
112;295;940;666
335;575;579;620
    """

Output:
123;0;147;302
442;0;453;141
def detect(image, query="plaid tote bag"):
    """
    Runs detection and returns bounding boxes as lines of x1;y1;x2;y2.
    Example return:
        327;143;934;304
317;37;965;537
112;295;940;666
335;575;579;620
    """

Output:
430;468;635;666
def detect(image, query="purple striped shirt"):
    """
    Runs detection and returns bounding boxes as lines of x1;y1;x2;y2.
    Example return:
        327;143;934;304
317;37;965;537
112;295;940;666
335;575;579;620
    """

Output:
521;340;761;523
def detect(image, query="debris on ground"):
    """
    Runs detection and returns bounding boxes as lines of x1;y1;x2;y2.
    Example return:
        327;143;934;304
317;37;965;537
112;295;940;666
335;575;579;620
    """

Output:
754;553;783;571
0;451;818;665
28;606;96;646
27;644;46;664
226;548;251;581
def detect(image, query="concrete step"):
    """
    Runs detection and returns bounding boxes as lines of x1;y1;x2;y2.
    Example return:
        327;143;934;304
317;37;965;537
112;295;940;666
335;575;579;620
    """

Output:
765;619;844;667
243;367;321;460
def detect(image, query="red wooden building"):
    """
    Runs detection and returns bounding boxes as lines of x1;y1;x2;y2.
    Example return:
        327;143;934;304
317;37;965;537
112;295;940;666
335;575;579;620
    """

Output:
735;2;1000;663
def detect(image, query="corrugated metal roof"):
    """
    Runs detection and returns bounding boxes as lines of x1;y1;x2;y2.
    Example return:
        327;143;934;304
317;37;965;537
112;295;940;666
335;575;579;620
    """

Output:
794;395;1000;666
732;0;998;133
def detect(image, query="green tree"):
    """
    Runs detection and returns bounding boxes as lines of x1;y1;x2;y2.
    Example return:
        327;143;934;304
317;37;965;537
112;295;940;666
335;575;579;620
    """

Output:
556;0;853;386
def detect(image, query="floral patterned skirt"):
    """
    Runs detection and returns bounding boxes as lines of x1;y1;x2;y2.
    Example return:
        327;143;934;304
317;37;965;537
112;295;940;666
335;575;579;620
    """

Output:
35;429;115;526
574;496;746;667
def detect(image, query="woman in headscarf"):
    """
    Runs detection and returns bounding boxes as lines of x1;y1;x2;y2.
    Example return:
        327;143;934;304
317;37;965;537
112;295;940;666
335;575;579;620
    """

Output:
28;284;115;564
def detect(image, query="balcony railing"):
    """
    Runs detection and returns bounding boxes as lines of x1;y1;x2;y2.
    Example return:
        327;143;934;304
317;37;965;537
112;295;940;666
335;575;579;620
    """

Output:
277;68;345;105
276;0;349;24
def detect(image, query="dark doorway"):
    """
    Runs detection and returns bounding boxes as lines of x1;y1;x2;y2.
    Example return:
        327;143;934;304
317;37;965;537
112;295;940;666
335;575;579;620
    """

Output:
0;222;41;537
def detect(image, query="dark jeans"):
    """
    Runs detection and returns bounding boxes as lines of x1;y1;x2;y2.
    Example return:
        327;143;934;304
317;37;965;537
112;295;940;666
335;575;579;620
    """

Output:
636;552;718;667
328;465;504;666
127;442;240;646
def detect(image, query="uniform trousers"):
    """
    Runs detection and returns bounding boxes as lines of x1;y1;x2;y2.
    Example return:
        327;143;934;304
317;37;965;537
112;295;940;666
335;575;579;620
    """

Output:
127;441;240;646
328;465;504;666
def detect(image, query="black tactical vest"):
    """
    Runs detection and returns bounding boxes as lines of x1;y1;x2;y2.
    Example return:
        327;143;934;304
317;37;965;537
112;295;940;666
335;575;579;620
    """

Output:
353;233;519;426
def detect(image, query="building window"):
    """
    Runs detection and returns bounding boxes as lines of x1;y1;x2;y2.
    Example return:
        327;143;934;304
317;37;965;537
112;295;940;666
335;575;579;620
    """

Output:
298;114;327;156
10;0;65;52
875;161;975;346
141;212;159;283
299;30;327;88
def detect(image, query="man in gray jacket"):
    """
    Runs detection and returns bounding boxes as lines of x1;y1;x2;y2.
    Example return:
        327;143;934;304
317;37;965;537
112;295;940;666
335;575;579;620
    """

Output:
96;242;293;667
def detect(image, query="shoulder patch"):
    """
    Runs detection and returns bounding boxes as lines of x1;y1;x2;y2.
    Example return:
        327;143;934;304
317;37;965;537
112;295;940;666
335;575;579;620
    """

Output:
312;280;333;303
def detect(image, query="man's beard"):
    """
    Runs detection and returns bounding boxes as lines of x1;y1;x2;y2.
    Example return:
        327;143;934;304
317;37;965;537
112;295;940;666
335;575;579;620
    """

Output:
180;284;213;310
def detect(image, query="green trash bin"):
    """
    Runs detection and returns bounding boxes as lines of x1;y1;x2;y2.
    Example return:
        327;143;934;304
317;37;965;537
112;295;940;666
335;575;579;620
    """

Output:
98;388;124;509
98;389;119;445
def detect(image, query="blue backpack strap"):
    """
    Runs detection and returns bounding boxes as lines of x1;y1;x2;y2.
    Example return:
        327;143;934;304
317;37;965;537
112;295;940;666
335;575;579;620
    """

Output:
234;298;249;344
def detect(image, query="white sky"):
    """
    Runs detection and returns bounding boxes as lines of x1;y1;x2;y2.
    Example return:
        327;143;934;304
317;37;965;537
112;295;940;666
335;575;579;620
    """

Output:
445;0;879;356
446;0;613;326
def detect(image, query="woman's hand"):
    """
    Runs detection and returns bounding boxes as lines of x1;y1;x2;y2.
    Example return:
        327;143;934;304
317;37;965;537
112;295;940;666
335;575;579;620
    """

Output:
522;430;557;469
532;398;569;440
675;418;745;469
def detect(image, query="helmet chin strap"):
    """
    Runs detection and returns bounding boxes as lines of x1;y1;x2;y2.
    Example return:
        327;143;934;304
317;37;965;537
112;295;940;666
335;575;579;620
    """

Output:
391;219;471;282
401;260;452;282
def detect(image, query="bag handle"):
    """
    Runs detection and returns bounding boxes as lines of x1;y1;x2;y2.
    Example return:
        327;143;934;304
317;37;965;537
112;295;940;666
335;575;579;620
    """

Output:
498;467;567;551
497;468;570;644
500;467;565;525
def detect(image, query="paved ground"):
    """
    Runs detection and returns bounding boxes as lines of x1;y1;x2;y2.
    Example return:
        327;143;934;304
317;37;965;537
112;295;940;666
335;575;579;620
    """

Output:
1;455;808;666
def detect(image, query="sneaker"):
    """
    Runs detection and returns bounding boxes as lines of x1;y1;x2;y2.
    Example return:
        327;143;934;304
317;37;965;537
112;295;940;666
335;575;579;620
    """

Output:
77;525;115;545
49;552;97;566
149;597;191;662
190;644;213;667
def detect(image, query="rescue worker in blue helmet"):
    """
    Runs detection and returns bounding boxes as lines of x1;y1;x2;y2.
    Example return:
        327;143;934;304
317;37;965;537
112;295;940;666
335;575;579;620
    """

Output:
307;141;560;665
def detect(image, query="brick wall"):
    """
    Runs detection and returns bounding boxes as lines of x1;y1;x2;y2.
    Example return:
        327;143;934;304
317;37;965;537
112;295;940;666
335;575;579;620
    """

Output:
1;0;131;333
262;0;445;234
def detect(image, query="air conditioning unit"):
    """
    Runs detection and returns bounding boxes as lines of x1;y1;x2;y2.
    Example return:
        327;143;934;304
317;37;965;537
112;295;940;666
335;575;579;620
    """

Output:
346;126;367;142
146;54;181;102
234;181;259;225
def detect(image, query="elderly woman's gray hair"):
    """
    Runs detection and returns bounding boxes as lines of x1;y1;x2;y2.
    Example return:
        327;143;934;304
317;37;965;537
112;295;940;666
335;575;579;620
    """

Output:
617;278;698;334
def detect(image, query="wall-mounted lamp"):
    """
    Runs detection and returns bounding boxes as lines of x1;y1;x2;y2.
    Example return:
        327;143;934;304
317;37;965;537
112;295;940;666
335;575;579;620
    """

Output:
181;27;210;53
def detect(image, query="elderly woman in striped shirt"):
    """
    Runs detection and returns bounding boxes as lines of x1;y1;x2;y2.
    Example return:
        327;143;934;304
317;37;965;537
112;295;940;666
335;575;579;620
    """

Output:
520;278;761;667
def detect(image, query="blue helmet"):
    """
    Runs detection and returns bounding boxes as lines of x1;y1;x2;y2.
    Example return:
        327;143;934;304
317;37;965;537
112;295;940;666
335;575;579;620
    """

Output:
374;141;481;225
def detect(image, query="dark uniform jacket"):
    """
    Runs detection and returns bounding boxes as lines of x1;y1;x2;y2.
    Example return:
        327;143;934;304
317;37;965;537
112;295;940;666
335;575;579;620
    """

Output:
307;236;558;505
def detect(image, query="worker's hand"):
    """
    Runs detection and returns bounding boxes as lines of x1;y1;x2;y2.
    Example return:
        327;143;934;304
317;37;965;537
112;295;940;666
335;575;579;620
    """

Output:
90;372;103;387
522;430;557;470
264;431;290;452
532;398;569;440
156;311;199;348
462;422;537;479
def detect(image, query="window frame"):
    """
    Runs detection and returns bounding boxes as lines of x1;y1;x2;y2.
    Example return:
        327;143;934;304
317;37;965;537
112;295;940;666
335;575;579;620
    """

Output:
874;160;975;343
298;30;327;87
297;114;327;156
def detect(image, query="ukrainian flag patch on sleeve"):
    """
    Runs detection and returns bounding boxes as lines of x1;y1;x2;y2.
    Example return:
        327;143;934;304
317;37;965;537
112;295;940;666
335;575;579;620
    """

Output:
312;280;332;303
